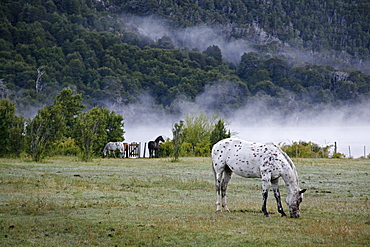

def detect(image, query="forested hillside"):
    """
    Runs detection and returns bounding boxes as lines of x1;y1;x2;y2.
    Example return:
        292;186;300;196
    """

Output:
1;0;369;114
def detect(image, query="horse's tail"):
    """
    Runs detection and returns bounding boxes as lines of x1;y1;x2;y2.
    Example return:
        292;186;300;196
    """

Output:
102;144;108;158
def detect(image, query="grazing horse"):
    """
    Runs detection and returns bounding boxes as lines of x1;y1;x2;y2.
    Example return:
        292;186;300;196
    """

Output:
102;142;126;158
148;136;165;158
212;138;306;218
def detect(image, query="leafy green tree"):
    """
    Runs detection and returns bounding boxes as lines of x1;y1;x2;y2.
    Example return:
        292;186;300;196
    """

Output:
0;99;25;157
104;108;125;144
182;112;214;150
203;45;222;64
26;105;66;162
74;107;106;161
0;99;15;157
73;107;124;161
169;113;232;157
210;119;231;147
335;81;358;100
53;88;85;137
8;114;26;157
172;120;184;161
253;80;279;96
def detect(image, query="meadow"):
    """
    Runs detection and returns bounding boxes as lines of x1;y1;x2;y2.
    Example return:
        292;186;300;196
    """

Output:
0;157;369;246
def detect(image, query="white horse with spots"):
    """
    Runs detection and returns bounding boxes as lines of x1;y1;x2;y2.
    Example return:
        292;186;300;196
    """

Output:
102;142;126;158
212;138;306;218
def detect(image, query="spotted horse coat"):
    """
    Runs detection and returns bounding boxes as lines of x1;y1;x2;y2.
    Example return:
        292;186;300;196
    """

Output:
212;138;306;218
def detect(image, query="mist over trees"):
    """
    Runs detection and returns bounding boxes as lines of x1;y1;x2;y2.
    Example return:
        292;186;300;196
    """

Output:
0;0;369;116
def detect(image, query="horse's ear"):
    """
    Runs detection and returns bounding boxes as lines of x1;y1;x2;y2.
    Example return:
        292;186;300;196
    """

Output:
300;189;307;194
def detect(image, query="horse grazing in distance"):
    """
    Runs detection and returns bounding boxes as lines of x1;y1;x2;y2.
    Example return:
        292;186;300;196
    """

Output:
148;136;165;158
102;142;126;158
212;138;306;218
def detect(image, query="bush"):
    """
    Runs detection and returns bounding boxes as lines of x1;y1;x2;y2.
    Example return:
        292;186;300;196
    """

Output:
280;141;333;158
159;140;174;157
180;142;193;157
194;140;211;157
54;137;81;156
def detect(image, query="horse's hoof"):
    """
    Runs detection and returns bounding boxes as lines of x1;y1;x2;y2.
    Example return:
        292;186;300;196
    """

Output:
264;214;270;217
224;210;230;213
216;210;222;212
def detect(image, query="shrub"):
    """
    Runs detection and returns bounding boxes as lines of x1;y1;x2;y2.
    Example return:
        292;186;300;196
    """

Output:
194;140;211;157
54;137;81;156
280;141;333;158
159;139;174;157
180;142;193;157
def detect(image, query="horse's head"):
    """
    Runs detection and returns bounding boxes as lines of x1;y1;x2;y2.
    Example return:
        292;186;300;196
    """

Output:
156;136;165;142
286;189;306;218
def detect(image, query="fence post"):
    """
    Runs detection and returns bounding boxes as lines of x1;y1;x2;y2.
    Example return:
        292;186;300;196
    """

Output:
296;145;298;158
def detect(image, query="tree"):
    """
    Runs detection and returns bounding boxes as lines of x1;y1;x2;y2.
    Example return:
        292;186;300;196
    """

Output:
26;105;66;162
0;99;25;157
74;107;106;161
73;107;125;161
174;112;218;156
203;45;222;64
210;119;231;147
172;120;184;161
8;114;26;157
0;99;15;157
53;88;85;138
105;108;125;144
182;112;214;149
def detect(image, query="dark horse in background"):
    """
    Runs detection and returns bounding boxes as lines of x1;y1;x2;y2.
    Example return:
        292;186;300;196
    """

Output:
148;136;165;158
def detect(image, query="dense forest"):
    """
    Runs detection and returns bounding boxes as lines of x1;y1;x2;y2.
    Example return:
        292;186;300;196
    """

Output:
1;0;370;115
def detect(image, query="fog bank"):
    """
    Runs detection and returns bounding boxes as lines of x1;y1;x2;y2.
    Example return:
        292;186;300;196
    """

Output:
109;88;370;158
122;14;370;73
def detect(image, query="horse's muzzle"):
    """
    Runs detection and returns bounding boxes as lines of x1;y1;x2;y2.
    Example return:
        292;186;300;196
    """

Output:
290;213;300;218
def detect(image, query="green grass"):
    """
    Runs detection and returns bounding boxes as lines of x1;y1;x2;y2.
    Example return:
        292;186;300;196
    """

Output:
0;157;369;246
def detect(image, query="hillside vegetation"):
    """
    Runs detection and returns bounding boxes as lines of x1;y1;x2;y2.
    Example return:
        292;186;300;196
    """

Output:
0;0;369;113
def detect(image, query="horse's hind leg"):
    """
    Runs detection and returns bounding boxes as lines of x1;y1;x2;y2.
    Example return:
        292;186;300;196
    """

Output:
261;173;271;217
220;166;232;212
213;163;224;212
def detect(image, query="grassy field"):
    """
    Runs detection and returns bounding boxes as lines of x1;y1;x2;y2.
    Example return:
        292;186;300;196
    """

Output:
0;157;369;246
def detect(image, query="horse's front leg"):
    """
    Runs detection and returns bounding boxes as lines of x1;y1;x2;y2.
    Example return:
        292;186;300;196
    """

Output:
261;174;271;217
271;179;287;217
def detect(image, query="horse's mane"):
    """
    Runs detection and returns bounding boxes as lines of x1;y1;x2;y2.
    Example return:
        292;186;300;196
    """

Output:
276;145;299;182
155;136;163;142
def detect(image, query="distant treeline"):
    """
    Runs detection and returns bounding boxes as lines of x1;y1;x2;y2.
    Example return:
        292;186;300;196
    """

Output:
0;0;369;113
0;89;232;161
